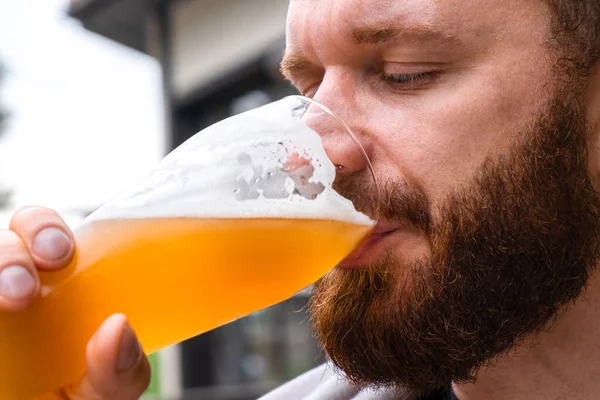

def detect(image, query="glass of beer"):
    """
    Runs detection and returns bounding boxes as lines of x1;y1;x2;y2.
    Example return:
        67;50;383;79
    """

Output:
0;96;379;399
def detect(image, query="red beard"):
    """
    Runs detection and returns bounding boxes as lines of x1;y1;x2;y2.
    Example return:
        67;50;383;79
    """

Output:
309;93;600;394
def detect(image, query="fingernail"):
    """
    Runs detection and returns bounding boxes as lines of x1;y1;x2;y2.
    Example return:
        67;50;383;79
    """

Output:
33;227;72;261
117;322;142;372
0;266;36;300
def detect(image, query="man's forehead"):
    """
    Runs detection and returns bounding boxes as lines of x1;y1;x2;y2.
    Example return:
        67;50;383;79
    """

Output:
286;0;550;45
288;0;441;34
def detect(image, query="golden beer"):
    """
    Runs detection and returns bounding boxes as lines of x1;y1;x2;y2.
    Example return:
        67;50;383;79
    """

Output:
0;216;371;399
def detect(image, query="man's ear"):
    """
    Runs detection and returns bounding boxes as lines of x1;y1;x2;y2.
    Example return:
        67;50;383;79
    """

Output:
586;62;600;191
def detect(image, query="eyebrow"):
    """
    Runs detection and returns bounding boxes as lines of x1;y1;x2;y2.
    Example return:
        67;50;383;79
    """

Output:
280;23;460;82
280;52;314;77
349;23;459;46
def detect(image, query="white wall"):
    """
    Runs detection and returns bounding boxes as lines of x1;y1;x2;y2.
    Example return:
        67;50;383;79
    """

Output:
171;0;289;99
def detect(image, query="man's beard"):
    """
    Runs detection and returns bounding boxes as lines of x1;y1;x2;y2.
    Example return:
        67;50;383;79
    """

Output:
309;90;600;394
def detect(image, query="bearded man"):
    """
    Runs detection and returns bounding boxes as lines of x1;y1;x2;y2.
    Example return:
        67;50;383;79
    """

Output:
5;1;600;399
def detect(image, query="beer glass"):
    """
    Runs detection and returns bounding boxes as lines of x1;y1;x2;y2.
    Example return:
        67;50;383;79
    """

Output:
0;95;379;399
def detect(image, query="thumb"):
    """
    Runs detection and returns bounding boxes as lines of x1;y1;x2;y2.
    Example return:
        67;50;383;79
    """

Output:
64;314;151;400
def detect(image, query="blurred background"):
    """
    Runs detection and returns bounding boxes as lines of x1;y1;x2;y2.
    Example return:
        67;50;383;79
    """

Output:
0;0;324;398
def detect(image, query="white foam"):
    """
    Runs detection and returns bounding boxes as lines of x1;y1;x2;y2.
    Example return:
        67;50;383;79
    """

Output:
87;97;374;227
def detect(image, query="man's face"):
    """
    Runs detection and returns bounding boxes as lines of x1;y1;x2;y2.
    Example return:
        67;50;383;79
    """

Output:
283;0;600;394
285;0;555;223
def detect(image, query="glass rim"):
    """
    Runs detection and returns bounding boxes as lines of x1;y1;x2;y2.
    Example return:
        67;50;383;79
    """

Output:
286;94;379;199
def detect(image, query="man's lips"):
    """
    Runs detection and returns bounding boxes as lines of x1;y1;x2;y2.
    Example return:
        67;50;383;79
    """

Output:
338;221;405;268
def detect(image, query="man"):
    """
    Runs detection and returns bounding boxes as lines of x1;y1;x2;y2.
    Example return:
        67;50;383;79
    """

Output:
4;0;600;398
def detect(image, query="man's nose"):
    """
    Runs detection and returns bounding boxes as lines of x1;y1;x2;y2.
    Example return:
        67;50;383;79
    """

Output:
302;84;371;175
302;106;369;175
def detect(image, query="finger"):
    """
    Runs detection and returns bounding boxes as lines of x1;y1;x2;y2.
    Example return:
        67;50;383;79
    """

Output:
10;206;75;271
0;230;39;311
63;314;151;400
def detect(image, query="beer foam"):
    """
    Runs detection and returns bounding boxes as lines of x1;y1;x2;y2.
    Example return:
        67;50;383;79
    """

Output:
87;97;374;227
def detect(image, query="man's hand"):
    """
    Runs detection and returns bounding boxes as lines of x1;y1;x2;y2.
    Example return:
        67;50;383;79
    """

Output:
3;206;151;399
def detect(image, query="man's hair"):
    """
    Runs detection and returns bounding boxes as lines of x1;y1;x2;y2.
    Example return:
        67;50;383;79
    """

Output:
545;1;600;75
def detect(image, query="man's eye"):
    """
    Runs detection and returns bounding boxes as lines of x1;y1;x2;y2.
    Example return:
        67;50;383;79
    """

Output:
381;71;438;89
